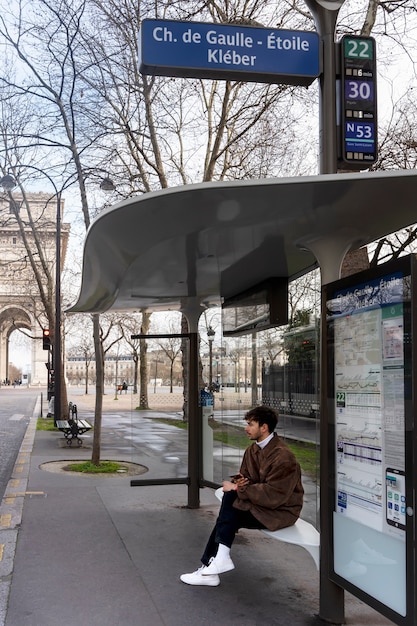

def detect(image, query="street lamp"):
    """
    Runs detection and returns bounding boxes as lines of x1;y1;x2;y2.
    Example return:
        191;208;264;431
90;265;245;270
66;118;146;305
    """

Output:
100;176;116;192
207;326;215;391
0;174;16;191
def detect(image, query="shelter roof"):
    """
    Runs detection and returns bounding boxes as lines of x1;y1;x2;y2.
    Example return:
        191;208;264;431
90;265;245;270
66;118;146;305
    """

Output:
69;170;417;314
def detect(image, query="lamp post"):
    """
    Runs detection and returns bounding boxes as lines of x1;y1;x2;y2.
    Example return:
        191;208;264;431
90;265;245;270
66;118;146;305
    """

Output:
207;326;215;391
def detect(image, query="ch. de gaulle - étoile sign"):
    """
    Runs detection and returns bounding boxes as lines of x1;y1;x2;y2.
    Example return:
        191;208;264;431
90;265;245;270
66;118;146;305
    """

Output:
139;19;320;87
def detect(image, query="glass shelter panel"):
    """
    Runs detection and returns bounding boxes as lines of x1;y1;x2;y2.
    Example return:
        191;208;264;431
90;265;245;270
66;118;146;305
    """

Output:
203;272;321;522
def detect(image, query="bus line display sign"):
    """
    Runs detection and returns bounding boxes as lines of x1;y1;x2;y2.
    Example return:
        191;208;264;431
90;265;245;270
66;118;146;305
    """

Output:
139;19;320;86
339;35;377;169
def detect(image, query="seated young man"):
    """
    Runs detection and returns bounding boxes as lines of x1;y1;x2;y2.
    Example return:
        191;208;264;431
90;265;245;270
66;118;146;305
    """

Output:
180;405;304;586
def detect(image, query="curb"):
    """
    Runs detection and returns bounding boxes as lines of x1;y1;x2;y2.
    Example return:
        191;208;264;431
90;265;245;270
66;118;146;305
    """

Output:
0;395;41;626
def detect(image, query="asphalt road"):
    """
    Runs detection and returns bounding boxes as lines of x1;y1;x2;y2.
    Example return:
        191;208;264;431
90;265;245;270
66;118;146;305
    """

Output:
0;387;39;501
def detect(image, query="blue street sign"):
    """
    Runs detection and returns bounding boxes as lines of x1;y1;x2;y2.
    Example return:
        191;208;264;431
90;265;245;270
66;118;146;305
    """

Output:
139;19;321;86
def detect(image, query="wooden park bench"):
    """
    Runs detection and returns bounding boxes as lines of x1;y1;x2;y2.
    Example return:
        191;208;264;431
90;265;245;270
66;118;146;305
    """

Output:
56;419;92;447
215;487;320;569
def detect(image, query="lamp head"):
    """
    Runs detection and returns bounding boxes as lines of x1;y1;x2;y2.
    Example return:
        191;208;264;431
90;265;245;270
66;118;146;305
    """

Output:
0;173;17;190
100;176;115;192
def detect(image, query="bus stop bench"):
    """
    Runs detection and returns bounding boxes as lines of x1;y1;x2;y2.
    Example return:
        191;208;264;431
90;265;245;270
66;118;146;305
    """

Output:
214;487;320;569
56;419;92;446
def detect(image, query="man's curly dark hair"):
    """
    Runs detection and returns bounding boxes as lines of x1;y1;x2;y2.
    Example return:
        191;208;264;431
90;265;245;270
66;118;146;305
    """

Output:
244;405;278;433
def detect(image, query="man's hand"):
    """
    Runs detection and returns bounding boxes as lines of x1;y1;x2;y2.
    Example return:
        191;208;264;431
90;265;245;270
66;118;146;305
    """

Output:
222;480;237;492
223;474;251;491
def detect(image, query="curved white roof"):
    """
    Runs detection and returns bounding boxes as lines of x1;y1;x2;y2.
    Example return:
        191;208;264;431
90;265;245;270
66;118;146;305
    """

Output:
69;170;417;314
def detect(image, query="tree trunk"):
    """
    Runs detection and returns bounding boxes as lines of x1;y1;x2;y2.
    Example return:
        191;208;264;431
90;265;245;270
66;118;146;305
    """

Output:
91;314;104;465
61;375;68;420
138;310;150;409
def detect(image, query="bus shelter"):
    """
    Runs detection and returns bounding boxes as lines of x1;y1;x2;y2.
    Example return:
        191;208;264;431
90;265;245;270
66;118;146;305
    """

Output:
69;169;417;502
69;169;417;623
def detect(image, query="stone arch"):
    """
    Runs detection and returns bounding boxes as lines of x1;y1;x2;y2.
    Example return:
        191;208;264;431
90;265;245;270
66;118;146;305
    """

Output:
0;305;46;384
0;191;69;388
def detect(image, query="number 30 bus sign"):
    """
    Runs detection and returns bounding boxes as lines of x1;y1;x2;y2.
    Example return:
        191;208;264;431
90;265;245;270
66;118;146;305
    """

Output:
339;35;377;168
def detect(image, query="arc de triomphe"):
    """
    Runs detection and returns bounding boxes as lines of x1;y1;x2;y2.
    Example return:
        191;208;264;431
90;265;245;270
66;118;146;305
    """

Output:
0;191;69;384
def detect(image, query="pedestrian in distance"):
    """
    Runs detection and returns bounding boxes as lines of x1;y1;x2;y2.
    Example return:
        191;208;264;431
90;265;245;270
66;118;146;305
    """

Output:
180;405;304;586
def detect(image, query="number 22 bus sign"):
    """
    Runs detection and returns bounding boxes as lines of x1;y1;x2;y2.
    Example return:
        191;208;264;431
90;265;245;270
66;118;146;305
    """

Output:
139;19;320;87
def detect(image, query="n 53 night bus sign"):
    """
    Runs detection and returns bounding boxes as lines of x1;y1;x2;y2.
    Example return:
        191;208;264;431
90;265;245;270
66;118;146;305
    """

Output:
339;35;377;169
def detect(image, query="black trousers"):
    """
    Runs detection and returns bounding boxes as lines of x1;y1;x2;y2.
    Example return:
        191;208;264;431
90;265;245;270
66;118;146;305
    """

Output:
201;490;266;566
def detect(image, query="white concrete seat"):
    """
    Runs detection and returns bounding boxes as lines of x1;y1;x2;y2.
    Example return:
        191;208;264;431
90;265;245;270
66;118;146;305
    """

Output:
214;487;320;569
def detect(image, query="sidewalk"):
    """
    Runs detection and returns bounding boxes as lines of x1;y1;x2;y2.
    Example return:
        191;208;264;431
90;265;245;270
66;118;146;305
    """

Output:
0;396;394;625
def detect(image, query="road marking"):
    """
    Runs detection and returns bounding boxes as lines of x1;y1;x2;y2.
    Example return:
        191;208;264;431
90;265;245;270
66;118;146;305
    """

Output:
9;414;25;421
0;515;11;528
0;545;4;561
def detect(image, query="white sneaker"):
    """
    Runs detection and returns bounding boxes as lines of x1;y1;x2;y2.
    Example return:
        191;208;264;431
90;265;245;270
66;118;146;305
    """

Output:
180;565;220;586
202;554;235;575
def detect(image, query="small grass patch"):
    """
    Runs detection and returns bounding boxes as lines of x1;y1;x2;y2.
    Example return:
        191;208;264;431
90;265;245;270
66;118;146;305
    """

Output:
150;417;187;430
64;461;127;473
37;419;57;431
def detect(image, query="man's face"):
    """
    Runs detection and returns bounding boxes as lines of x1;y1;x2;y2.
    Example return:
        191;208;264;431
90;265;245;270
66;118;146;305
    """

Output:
244;419;269;442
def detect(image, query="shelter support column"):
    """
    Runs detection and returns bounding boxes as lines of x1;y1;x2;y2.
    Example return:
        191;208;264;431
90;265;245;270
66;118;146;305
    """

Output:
182;302;205;509
300;234;362;624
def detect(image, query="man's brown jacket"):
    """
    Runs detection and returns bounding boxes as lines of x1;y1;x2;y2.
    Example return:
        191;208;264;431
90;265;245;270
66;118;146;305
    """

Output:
233;433;304;531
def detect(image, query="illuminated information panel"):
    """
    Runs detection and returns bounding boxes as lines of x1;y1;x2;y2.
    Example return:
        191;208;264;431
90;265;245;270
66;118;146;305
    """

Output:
325;256;416;624
339;35;377;168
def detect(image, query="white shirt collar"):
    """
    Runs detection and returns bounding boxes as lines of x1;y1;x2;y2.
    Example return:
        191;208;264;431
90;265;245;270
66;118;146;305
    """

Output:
256;432;274;449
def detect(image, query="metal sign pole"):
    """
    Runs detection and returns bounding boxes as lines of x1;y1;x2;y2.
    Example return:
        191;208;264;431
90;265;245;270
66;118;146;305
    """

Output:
304;0;346;175
304;1;347;622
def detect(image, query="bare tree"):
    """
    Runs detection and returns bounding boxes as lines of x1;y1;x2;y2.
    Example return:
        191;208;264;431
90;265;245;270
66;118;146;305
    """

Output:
118;313;142;395
67;315;95;394
0;0;124;463
154;327;183;393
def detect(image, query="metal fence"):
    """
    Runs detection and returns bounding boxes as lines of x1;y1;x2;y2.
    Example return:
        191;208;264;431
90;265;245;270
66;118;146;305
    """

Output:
261;362;319;418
